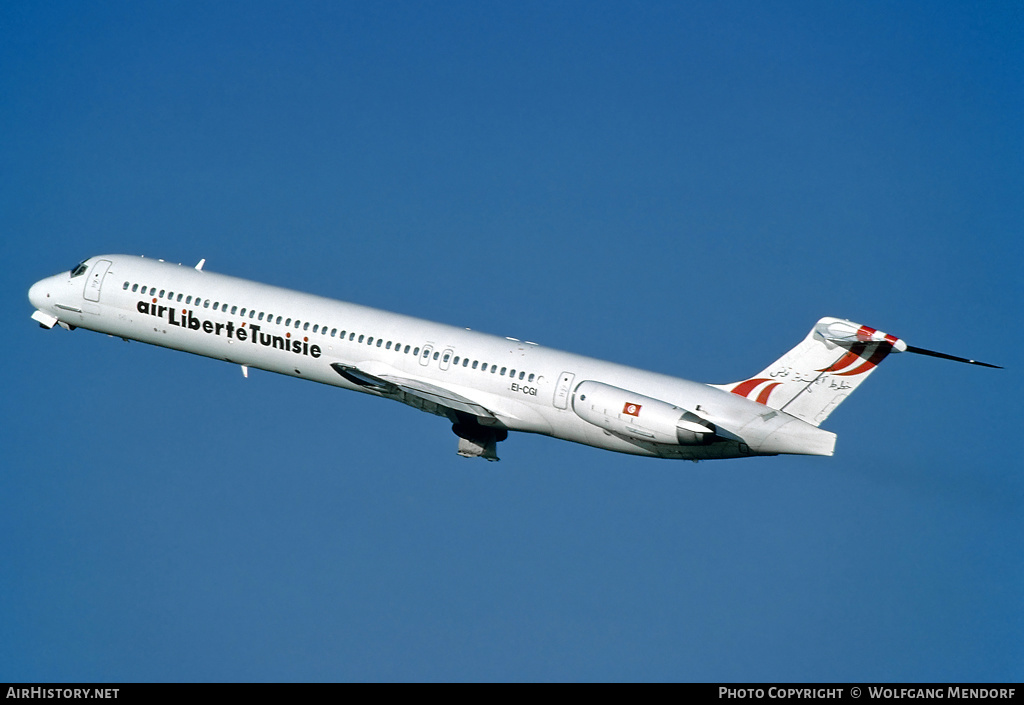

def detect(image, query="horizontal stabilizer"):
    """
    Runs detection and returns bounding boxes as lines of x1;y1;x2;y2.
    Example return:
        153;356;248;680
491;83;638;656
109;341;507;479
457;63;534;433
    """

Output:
905;345;1001;369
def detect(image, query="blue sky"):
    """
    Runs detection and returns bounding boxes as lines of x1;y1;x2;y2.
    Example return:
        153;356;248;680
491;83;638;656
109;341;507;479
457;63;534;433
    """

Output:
2;1;1021;682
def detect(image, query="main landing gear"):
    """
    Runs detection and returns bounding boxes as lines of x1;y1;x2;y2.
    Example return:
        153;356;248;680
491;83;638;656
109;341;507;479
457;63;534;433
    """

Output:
452;420;508;462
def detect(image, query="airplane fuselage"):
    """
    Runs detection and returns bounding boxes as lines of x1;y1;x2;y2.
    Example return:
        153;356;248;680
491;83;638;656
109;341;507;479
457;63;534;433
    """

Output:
29;255;839;461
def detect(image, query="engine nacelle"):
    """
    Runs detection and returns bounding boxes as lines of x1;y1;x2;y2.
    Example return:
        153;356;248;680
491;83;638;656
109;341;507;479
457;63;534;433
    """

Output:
571;380;718;446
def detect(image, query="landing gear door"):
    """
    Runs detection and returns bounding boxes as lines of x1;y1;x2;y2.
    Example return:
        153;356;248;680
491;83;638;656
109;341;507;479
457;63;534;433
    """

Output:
83;259;112;302
553;372;575;410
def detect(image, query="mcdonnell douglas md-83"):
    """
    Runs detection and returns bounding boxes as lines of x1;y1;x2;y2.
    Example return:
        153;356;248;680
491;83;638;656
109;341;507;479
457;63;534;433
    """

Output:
29;256;999;462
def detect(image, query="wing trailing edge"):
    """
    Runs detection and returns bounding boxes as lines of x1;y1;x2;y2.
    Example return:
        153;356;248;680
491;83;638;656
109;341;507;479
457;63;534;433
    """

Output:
330;363;498;420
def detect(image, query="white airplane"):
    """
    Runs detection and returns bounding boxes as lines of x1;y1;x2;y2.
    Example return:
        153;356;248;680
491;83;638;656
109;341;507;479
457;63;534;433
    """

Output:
29;255;999;462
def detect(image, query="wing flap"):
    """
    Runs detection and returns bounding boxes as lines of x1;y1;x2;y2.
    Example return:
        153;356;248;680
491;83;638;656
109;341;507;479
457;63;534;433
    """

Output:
330;363;496;420
378;375;496;418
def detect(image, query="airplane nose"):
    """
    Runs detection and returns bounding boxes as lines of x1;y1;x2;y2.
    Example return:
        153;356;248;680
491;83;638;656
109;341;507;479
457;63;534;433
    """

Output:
28;278;50;309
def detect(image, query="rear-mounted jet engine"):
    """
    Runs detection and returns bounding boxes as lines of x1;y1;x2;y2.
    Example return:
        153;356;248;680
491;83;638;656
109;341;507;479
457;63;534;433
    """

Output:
572;380;719;446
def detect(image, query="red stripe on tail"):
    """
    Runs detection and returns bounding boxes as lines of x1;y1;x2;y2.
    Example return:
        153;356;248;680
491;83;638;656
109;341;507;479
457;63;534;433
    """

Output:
755;382;782;405
818;343;869;373
833;344;892;377
731;378;771;398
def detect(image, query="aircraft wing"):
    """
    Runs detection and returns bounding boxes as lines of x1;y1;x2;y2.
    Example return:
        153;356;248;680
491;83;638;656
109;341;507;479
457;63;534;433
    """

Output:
330;363;497;420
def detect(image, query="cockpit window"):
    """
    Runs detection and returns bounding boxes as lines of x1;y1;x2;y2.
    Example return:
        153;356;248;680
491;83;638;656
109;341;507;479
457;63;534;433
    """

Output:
70;260;88;278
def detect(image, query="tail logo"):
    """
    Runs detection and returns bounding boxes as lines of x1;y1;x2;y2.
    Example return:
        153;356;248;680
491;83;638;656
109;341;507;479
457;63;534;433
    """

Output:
729;378;782;405
817;342;892;377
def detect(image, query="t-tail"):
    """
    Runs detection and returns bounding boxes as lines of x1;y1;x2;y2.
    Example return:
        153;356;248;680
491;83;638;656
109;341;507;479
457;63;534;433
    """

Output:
710;317;1001;427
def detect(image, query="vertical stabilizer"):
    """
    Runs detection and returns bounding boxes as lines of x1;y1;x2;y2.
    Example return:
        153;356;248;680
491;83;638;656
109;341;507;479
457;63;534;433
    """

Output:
710;318;907;426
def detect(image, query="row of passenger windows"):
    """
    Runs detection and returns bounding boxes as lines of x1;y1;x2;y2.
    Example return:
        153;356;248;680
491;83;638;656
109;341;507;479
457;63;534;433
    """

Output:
124;280;537;383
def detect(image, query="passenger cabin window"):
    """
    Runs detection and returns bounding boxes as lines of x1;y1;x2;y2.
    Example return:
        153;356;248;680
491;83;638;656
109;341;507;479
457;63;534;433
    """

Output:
132;284;139;292
123;281;129;290
232;306;239;315
177;294;183;302
204;300;210;308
